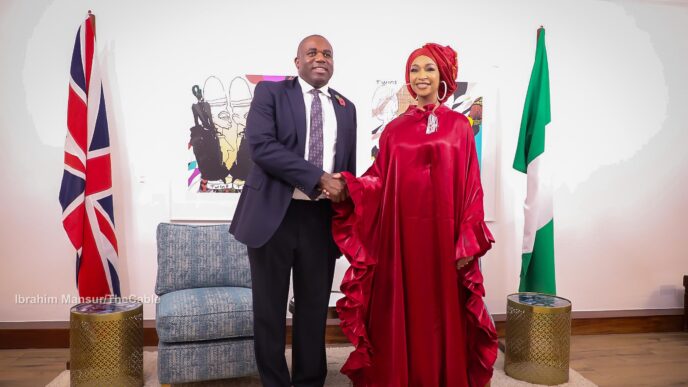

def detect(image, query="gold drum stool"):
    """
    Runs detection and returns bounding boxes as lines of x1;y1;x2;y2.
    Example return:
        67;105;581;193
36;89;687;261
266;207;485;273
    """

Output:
70;300;144;387
505;292;572;385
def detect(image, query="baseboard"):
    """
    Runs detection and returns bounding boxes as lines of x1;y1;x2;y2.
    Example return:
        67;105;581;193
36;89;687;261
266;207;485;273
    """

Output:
1;309;684;349
490;308;685;338
0;320;159;349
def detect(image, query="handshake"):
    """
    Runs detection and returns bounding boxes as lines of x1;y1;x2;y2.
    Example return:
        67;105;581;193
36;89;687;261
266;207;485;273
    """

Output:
318;172;349;203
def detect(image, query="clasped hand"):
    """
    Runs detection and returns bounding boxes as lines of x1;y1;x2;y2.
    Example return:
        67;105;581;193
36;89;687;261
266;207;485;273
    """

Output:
319;172;348;203
456;256;474;270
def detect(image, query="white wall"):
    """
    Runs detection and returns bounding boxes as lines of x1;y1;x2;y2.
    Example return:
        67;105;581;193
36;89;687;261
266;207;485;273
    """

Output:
1;0;686;322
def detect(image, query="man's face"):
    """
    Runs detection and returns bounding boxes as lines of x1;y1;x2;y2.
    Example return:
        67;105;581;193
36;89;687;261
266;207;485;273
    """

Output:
295;36;334;89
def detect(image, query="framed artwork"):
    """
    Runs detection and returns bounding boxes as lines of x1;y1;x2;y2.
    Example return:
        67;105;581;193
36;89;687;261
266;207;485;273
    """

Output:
170;75;292;221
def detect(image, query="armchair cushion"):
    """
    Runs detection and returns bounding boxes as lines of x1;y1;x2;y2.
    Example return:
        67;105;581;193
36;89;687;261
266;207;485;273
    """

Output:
157;287;253;343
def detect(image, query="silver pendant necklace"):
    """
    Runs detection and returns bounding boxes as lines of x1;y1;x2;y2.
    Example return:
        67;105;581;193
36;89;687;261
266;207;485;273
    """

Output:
425;103;440;134
426;113;438;134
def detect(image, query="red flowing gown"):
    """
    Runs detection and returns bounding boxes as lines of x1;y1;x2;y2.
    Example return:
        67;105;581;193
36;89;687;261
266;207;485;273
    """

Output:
333;104;498;387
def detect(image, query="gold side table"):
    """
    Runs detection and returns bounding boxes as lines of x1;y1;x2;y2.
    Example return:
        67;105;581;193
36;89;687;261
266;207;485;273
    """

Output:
505;292;572;385
70;300;144;387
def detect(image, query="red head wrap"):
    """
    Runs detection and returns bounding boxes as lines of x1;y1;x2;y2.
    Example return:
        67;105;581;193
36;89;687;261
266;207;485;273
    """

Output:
405;43;458;103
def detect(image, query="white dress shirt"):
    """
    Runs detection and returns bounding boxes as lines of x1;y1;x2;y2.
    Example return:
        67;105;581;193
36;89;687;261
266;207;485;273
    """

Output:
293;77;338;200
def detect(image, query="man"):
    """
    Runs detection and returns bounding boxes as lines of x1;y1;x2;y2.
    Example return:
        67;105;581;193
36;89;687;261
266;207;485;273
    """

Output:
229;35;357;387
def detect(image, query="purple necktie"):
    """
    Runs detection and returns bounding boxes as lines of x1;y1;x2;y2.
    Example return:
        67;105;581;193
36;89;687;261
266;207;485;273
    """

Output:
308;89;323;169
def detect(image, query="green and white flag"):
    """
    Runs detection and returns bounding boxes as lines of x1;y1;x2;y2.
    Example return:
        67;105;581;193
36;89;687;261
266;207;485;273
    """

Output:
513;27;556;295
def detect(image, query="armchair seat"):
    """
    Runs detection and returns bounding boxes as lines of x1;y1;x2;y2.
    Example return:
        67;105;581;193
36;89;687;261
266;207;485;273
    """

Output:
157;287;253;343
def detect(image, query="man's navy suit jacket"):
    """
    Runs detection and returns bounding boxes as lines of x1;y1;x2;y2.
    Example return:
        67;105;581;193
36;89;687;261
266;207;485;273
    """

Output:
229;77;357;249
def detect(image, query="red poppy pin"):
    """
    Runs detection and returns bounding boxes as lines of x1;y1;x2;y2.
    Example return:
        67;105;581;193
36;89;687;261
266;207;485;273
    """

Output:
335;95;346;107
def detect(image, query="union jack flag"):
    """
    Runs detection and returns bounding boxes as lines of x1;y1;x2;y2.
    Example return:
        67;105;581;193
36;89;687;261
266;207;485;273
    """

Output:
59;13;120;298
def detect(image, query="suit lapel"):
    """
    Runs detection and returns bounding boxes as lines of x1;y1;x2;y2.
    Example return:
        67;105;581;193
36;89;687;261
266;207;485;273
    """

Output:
286;77;307;157
329;88;348;171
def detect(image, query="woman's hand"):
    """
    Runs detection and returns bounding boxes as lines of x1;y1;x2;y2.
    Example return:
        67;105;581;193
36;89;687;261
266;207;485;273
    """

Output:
456;256;474;270
319;172;348;202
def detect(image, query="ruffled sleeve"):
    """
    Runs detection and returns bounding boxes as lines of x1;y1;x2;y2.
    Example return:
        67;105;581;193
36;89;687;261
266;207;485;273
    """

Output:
455;122;495;261
331;128;390;383
455;120;498;387
456;220;495;260
331;171;380;382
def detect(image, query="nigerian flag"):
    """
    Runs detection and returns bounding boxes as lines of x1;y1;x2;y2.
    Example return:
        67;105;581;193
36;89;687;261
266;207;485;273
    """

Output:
513;27;556;295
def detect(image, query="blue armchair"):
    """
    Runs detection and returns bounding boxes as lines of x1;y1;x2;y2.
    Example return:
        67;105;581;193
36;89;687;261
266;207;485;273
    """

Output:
155;223;257;384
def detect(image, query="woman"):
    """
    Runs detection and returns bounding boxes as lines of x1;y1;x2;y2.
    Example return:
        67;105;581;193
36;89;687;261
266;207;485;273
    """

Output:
331;43;498;386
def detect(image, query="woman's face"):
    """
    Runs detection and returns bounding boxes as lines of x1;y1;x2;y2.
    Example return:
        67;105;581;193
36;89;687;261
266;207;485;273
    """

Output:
409;55;440;101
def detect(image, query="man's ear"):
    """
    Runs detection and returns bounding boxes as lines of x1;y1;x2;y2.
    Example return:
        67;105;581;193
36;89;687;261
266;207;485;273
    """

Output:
294;57;300;69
